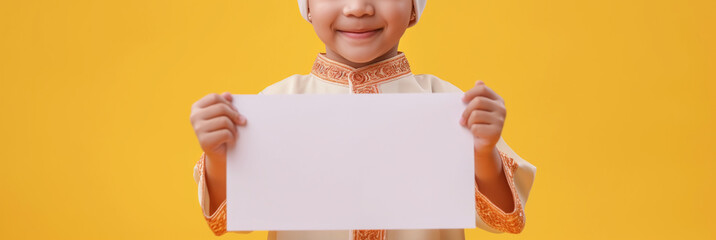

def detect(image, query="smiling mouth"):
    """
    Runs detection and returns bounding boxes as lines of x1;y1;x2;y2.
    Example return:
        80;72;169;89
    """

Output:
337;28;383;39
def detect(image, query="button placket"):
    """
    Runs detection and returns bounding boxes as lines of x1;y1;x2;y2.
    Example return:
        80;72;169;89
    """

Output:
348;72;356;93
349;72;373;94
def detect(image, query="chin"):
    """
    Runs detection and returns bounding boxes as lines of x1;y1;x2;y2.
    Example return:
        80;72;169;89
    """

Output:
338;50;382;64
345;55;378;64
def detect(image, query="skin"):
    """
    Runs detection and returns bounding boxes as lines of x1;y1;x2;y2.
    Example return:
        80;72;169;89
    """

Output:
308;0;415;67
190;92;245;213
191;0;515;215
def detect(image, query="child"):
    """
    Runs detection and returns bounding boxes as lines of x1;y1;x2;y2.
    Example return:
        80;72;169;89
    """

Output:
190;0;536;239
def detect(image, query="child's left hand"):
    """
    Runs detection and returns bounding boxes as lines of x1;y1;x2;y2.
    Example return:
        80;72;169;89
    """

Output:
459;80;506;156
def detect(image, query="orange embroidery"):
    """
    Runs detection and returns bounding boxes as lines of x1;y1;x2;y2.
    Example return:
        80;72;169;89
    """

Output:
205;200;228;236
353;229;386;240
474;151;525;233
197;153;228;236
500;151;518;174
311;52;412;94
338;69;392;239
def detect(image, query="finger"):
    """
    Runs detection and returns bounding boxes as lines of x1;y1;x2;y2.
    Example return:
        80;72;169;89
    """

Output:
194;93;226;109
467;110;495;127
197;116;238;138
197;104;243;126
237;114;247;126
463;81;501;103
461;109;491;127
221;92;238;113
221;92;233;102
220;92;242;121
461;97;503;125
470;123;500;139
218;92;247;125
199;129;235;152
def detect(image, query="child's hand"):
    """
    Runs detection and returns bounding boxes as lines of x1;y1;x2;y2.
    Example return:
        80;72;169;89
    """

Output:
459;81;506;155
190;92;247;164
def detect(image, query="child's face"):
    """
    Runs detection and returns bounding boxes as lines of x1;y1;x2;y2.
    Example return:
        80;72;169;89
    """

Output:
308;0;414;64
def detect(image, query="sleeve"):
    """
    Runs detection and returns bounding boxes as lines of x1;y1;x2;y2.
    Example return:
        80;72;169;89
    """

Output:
192;153;229;236
474;137;537;234
192;83;280;235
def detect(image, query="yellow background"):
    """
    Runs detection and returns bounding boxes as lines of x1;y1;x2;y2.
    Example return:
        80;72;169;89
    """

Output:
1;0;714;239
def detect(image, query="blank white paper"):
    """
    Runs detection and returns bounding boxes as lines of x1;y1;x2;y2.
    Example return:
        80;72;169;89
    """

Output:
226;93;475;231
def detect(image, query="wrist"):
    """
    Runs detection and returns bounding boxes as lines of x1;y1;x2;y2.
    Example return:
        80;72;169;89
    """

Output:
205;154;227;180
474;147;504;181
474;144;497;159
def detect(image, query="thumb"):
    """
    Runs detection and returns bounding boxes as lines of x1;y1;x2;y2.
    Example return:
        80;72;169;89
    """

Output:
221;92;233;102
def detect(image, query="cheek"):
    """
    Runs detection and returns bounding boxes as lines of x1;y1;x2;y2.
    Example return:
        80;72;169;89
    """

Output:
382;2;412;27
379;3;412;40
383;14;410;42
311;18;337;45
308;3;344;43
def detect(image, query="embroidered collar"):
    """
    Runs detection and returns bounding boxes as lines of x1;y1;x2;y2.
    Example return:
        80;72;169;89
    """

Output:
310;52;412;93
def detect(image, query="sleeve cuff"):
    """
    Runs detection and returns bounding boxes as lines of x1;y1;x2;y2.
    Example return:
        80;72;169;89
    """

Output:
194;153;228;236
474;150;526;233
205;199;228;236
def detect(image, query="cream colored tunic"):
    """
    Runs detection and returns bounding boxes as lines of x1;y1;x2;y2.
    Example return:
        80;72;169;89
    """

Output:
193;53;537;240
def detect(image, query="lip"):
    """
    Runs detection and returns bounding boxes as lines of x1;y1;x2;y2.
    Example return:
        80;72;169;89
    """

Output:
337;28;382;40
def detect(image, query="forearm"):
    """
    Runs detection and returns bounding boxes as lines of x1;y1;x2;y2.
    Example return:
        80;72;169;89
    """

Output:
205;155;227;214
475;147;515;213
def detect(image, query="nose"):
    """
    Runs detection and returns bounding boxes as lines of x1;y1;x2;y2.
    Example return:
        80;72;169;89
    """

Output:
343;0;375;18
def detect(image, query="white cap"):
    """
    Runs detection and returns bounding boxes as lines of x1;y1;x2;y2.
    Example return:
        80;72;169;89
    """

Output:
297;0;427;23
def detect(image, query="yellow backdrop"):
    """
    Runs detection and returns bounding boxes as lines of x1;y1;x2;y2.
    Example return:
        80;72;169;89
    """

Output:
1;0;714;239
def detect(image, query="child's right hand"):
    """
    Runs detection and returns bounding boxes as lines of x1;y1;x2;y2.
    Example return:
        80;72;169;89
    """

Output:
190;92;247;165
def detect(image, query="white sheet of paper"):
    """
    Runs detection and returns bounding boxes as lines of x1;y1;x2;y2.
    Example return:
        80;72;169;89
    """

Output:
226;93;475;231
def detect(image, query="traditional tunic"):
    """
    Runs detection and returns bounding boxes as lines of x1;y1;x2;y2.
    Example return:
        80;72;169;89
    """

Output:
192;52;537;240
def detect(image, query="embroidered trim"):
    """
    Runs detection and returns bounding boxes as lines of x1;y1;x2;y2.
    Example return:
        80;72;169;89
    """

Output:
474;150;525;234
311;52;412;94
338;61;394;239
197;153;228;236
501;151;518;174
205;200;228;236
353;229;386;240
